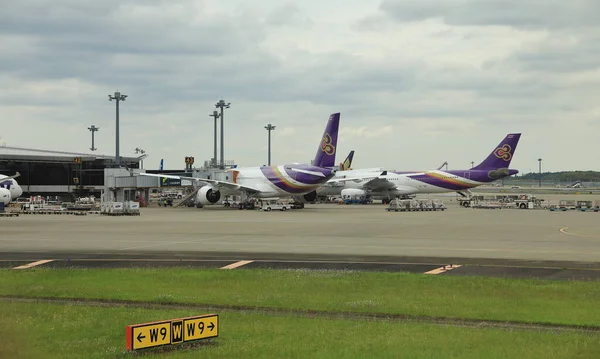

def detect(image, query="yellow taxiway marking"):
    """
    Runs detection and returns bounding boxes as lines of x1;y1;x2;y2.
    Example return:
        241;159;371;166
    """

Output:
12;260;54;270
425;264;462;275
221;260;254;270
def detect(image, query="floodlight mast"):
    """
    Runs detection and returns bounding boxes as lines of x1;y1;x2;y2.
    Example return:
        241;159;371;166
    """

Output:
215;99;230;169
209;110;220;167
88;125;99;151
108;91;127;167
264;124;276;166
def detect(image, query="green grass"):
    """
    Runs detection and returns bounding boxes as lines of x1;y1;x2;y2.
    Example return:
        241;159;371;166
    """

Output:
1;302;599;359
1;268;600;326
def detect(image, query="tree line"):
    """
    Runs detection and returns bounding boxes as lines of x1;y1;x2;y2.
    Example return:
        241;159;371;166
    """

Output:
518;171;600;182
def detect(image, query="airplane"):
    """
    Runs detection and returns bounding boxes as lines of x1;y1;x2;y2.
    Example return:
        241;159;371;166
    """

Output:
320;133;522;203
338;151;355;171
137;113;342;208
0;172;24;205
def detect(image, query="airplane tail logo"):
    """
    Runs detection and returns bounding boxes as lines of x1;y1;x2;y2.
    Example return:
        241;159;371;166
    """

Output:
339;150;354;171
493;144;512;161
321;134;335;155
313;113;340;168
472;133;521;170
159;159;164;171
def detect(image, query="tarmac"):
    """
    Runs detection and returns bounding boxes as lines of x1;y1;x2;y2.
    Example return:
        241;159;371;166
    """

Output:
2;195;600;280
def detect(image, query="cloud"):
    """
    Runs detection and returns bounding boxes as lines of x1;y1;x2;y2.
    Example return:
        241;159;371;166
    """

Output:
266;2;313;27
341;125;394;139
379;0;600;29
0;0;599;172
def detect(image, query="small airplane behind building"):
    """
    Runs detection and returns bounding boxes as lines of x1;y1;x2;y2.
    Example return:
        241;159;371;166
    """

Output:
0;172;24;205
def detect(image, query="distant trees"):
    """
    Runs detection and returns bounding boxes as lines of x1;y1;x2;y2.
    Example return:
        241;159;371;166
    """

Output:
518;171;600;183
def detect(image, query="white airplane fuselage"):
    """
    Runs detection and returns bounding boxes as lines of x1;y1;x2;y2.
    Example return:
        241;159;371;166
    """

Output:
0;176;23;205
189;164;337;205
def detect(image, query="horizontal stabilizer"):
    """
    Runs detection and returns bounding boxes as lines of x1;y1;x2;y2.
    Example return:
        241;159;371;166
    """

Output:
0;172;20;183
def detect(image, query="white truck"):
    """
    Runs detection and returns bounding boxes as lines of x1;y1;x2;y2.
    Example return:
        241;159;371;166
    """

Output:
260;198;291;211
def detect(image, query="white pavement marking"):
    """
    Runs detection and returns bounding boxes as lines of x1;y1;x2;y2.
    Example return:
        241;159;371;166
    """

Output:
221;260;254;269
559;226;600;239
118;236;231;251
424;264;462;275
12;259;54;270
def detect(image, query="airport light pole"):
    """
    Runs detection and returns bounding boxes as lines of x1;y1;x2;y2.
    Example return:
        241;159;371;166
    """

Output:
264;124;276;166
209;110;220;167
88;125;99;151
538;158;542;187
135;147;145;169
109;91;127;167
215;99;230;169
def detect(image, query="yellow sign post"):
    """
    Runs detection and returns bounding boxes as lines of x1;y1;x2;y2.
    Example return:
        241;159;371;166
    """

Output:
126;314;218;351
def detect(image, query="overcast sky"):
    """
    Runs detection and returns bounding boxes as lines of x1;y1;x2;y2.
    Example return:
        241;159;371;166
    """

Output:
1;0;599;173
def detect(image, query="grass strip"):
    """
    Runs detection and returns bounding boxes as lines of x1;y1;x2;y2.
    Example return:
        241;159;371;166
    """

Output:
2;302;600;359
1;268;599;326
2;295;599;333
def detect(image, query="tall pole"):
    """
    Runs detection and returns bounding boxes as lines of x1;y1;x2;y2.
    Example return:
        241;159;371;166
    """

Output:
88;125;99;151
215;99;230;169
209;111;220;167
538;158;542;187
109;91;127;167
265;124;276;166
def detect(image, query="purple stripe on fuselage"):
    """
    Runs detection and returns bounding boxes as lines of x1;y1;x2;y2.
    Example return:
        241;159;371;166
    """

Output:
260;165;334;194
393;169;518;191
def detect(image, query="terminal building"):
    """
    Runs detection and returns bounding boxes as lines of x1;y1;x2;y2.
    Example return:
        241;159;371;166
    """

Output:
0;146;239;204
0;146;145;197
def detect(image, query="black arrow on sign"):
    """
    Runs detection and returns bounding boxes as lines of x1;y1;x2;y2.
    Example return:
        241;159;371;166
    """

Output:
137;333;146;342
208;322;215;331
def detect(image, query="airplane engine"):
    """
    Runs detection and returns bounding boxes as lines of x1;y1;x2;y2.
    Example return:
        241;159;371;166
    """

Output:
196;186;221;205
303;190;317;202
341;188;366;198
291;190;318;204
0;188;11;205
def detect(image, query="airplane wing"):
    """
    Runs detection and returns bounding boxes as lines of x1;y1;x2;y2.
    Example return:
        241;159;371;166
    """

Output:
0;172;20;184
327;170;387;184
358;176;397;191
137;172;261;193
327;171;397;191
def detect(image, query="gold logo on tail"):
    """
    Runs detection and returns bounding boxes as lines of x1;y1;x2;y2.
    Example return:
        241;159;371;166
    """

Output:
494;144;512;161
321;133;335;155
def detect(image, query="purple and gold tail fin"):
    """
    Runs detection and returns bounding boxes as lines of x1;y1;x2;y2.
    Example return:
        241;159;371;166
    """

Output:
339;150;355;171
313;113;340;168
472;133;521;170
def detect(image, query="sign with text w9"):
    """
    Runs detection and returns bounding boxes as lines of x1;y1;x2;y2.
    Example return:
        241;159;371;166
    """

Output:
126;314;219;351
